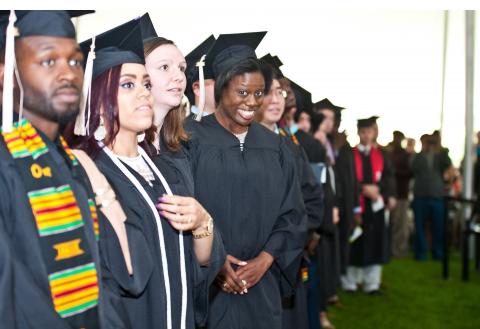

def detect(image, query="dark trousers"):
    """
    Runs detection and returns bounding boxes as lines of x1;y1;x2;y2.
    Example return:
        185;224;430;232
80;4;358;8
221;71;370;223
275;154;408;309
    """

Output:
412;197;445;260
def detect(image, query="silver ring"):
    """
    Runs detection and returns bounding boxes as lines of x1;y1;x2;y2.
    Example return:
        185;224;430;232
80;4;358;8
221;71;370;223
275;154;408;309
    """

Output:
223;282;228;288
241;280;247;286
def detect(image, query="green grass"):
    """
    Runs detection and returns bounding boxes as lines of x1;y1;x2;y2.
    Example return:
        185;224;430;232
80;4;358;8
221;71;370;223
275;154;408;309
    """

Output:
328;253;480;329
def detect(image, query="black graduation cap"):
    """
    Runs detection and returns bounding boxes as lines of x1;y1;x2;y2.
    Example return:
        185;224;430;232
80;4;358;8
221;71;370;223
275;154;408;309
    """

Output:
313;98;345;112
288;79;312;114
79;17;145;79
260;53;284;76
0;10;93;49
184;34;216;103
368;115;379;122
357;117;377;128
138;12;158;42
207;31;267;78
185;35;216;84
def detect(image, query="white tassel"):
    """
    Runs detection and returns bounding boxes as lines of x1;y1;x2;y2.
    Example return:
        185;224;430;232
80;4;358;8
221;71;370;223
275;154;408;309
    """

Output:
194;54;206;122
74;36;96;136
2;10;17;133
14;59;25;122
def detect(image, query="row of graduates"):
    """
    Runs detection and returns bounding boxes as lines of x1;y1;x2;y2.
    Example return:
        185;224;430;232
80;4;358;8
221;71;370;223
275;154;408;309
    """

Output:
0;10;395;329
250;61;397;327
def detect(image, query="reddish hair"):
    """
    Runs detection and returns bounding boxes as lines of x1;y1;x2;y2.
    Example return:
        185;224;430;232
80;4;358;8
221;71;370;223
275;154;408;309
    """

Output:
65;65;152;157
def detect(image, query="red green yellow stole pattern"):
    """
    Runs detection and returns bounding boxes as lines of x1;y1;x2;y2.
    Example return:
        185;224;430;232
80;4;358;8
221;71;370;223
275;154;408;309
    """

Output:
1;119;100;324
49;262;99;318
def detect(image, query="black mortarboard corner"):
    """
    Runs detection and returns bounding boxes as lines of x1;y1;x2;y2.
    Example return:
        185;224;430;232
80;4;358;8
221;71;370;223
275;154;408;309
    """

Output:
313;98;345;123
75;17;144;135
368;115;379;123
357;117;377;128
185;35;216;100
260;53;284;77
1;10;93;133
80;18;145;80
184;35;216;119
313;98;345;112
289;79;313;115
207;31;267;78
138;12;158;43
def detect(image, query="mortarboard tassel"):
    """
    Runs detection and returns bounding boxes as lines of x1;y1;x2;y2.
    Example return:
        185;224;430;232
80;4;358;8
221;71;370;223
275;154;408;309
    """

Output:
74;36;96;136
194;54;206;122
14;56;25;122
2;10;17;133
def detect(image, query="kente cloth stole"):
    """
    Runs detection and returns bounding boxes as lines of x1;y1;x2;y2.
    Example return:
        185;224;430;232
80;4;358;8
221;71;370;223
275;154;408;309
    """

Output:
1;119;100;325
353;146;384;214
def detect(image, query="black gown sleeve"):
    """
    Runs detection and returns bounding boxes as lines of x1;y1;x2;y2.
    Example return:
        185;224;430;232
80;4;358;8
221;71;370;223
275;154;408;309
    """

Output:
96;214;134;329
0;214;15;328
192;226;226;326
318;167;337;236
263;138;307;281
298;146;324;232
155;147;226;327
97;206;154;298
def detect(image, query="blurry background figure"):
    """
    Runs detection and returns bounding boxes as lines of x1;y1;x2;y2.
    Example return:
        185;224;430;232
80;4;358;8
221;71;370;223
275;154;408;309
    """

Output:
411;133;452;261
342;118;393;295
387;131;412;258
310;110;340;329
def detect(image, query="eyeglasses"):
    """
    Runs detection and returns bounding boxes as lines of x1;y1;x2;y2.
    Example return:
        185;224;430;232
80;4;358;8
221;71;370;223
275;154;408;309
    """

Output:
270;89;287;99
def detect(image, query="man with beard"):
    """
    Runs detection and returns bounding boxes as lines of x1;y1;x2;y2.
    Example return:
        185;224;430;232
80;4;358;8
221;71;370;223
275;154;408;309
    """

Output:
0;10;129;328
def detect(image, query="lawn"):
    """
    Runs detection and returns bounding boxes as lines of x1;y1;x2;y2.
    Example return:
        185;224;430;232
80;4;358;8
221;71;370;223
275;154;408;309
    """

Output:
328;253;480;329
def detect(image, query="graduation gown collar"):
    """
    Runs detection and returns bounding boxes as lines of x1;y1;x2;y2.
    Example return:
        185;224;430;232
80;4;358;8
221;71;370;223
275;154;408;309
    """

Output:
199;114;281;151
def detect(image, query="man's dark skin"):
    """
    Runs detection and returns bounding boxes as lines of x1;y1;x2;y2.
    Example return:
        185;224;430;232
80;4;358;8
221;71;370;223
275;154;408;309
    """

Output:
11;35;84;139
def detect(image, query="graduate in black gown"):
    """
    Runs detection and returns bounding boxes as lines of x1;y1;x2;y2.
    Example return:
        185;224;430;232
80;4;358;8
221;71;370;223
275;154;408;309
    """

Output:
312;100;354;307
326;105;361;281
342;118;393;294
295;109;340;329
185;33;307;329
284;82;325;329
65;17;225;329
0;10;129;329
255;58;324;329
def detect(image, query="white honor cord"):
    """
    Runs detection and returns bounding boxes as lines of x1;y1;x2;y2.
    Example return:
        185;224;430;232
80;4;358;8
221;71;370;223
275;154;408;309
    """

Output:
138;146;188;329
101;143;175;329
2;10;17;133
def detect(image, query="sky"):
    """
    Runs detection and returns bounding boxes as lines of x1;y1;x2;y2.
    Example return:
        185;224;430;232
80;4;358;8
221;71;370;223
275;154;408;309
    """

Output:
68;6;480;165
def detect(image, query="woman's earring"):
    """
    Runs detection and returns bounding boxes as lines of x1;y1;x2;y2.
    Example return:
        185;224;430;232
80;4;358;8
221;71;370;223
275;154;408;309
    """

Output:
137;132;145;143
94;117;106;141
